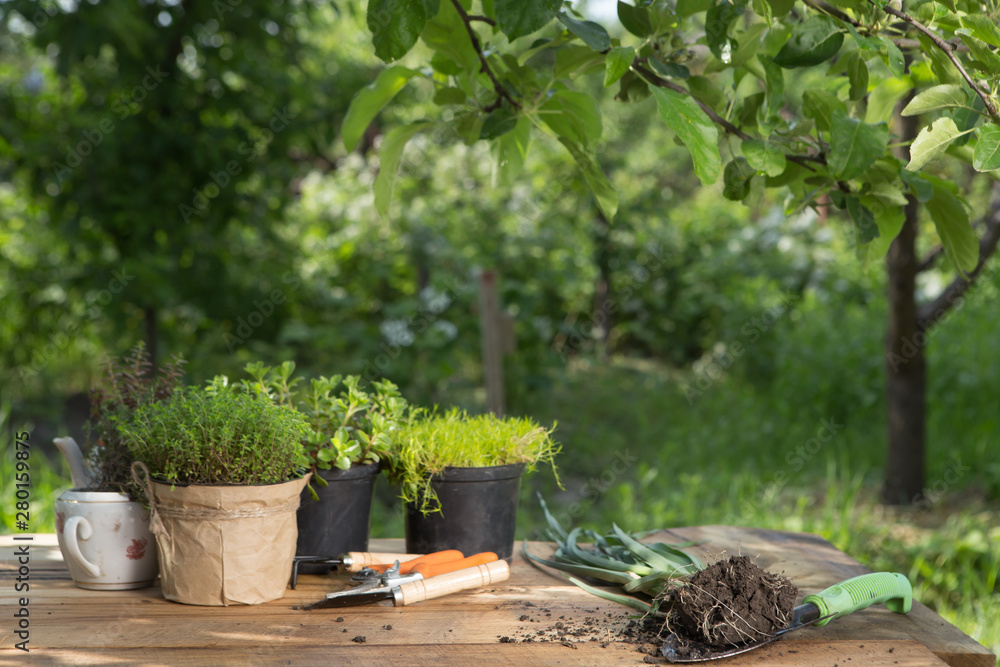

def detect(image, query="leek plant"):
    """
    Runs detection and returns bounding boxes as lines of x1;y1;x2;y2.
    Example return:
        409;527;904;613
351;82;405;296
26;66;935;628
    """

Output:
524;495;705;615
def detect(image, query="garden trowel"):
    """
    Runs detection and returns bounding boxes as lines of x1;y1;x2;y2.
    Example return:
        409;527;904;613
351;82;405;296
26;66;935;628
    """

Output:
661;571;913;662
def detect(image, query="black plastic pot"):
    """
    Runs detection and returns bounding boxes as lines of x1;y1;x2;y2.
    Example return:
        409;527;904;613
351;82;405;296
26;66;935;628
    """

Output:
295;461;379;574
405;462;525;561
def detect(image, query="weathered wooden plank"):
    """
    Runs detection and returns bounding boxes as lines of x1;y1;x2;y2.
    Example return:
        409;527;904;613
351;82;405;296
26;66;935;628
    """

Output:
0;640;951;666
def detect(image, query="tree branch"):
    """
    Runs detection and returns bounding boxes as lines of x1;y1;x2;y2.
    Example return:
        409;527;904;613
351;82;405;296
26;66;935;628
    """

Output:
875;1;1000;126
466;14;496;26
916;245;944;273
917;184;1000;329
803;0;864;29
633;64;824;172
450;0;519;111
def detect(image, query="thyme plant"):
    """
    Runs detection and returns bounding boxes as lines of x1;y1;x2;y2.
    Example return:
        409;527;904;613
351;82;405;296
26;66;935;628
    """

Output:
115;385;310;486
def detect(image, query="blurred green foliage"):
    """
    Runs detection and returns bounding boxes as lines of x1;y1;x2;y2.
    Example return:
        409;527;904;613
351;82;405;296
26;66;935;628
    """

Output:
0;3;997;661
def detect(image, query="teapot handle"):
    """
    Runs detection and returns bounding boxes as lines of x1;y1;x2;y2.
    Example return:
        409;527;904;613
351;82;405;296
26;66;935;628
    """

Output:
63;516;101;578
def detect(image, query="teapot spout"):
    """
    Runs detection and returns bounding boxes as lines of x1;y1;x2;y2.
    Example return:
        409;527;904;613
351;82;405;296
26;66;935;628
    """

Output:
53;437;96;489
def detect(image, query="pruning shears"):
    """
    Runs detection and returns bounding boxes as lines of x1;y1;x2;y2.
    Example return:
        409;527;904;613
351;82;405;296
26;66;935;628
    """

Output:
300;550;509;610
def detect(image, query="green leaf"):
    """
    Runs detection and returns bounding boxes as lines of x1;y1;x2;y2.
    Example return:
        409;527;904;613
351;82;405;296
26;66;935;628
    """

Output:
522;543;634;584
865;77;910;124
906;117;961;171
762;57;784;115
900;170;933;203
536;493;568;541
650;85;721;186
879;36;905;78
341;66;416;152
494;117;532;187
860;205;904;269
773;16;844;68
865;181;909;208
960;15;1000;48
951;95;985;146
605;46;635;87
973;125;1000;172
558;138;619;221
480;108;519;140
847;196;878;243
617;71;651;103
742;139;787;176
723;157;755;200
926;182;978;275
559;13;611;51
618;1;653;34
846;51;869;101
649;57;691;80
554;45;606;79
367;0;438;63
802;89;846;132
567;576;655;613
422;2;479;72
433;86;467;105
677;0;714;15
611;524;698;574
540;90;603;147
495;0;561;39
829;111;890;180
901;84;969;116
765;0;795;17
955;31;1000;74
373;122;431;221
687;75;725;111
706;0;746;61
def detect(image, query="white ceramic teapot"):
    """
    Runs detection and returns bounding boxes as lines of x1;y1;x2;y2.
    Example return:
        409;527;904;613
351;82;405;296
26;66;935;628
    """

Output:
52;437;158;590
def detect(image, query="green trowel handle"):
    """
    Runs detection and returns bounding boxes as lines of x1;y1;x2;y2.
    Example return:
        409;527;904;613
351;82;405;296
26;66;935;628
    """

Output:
803;572;912;627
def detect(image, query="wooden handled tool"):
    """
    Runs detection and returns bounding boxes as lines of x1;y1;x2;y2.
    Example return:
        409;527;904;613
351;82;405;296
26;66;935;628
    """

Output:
366;550;465;574
301;552;506;610
393;559;510;606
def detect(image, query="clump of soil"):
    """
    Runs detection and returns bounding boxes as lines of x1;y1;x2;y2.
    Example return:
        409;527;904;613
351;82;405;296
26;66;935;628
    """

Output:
669;555;797;649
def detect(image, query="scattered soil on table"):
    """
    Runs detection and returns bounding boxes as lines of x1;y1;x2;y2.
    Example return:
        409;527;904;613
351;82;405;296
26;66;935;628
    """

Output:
496;554;796;662
496;602;667;657
663;555;797;660
351;635;367;643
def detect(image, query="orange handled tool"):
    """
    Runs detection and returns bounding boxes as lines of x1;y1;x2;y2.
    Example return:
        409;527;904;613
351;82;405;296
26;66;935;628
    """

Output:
301;552;504;609
340;552;426;573
367;550;465;574
410;552;497;578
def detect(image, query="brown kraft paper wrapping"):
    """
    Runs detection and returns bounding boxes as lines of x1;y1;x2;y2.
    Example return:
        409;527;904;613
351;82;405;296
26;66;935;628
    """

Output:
136;465;310;606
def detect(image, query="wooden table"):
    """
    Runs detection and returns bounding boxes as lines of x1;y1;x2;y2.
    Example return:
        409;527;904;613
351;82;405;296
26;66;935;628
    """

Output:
1;527;995;666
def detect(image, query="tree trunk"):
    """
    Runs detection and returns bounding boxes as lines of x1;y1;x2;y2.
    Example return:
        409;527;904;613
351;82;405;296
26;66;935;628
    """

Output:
883;106;924;505
593;209;613;361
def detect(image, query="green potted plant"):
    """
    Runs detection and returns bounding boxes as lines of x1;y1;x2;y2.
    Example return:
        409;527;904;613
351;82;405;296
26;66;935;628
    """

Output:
385;408;561;560
52;343;185;591
116;380;311;606
241;362;408;572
